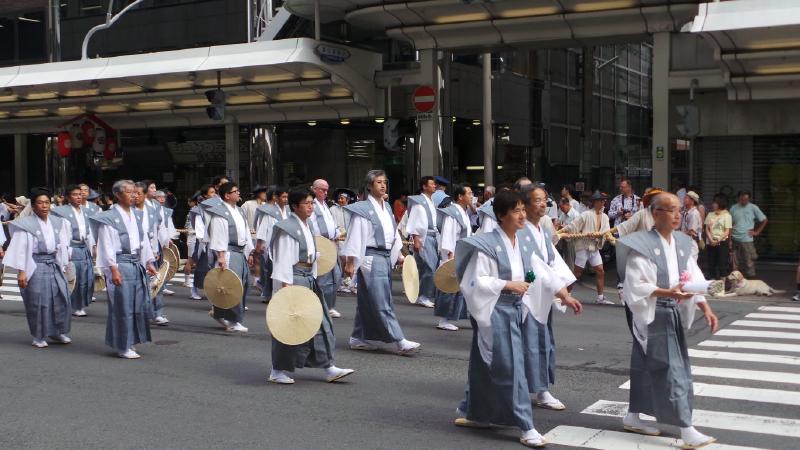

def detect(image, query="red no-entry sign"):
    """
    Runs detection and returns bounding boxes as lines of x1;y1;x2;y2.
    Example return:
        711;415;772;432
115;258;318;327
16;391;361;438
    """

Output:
413;86;436;113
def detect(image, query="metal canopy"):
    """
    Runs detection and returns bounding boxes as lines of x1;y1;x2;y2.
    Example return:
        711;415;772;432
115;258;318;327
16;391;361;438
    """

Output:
0;38;381;133
285;0;701;50
690;0;800;101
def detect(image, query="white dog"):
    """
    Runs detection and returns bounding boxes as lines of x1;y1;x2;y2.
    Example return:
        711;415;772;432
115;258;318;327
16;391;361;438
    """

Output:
716;270;784;297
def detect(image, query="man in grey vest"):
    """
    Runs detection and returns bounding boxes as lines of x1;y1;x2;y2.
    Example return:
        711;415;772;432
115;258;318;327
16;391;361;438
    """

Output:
268;187;354;384
51;184;95;317
310;179;343;319
135;181;169;326
91;180;158;359
406;176;440;308
617;192;719;449
254;186;289;303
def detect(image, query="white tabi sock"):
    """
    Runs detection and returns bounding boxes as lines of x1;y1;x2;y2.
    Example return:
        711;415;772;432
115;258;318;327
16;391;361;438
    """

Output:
681;426;713;444
537;391;557;403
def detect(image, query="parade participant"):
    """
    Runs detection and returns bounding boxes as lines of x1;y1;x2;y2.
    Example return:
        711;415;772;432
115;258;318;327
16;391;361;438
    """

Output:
433;183;473;331
309;179;343;319
681;191;703;260
432;176;450;207
153;190;178;295
134;182;168;326
268;187;355;385
204;182;253;332
608;179;640;227
242;185;268;232
51;184;95;317
342;169;420;355
556;197;579;270
254;186;289;303
79;184;101;216
562;191;612;305
519;185;580;410
406;176;440;308
183;192;200;287
453;190;581;448
189;184;216;300
5;187;72;348
90;180;158;359
477;191;497;233
617;192;719;449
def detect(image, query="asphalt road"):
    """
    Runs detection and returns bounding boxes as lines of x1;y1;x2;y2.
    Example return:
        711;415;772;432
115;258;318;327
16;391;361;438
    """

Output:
0;271;798;450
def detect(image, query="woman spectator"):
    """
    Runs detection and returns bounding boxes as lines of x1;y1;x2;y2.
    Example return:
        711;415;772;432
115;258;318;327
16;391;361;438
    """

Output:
704;194;732;279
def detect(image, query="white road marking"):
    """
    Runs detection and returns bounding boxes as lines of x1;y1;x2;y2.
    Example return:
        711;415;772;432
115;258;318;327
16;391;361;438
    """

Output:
746;313;800;322
542;425;764;450
731;320;800;330
582;400;800;438
716;329;800;340
698;340;800;353
689;349;800;366
758;306;800;313
691;365;799;385
619;381;800;406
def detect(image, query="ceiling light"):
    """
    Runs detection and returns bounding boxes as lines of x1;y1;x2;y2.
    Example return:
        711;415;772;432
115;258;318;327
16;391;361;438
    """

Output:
451;116;457;123
81;5;103;11
307;120;317;126
17;16;42;23
374;117;385;124
472;119;481;126
340;118;350;125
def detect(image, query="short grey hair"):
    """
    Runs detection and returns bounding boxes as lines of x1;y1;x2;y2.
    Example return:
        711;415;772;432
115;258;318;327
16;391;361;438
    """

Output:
484;185;496;195
363;169;386;196
154;190;166;198
649;192;678;211
112;180;134;196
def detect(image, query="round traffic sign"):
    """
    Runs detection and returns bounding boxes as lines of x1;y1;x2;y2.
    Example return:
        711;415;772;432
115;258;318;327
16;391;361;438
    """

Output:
413;86;436;113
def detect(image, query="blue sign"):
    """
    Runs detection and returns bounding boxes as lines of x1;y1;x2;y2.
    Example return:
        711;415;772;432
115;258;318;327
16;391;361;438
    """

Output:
315;44;351;65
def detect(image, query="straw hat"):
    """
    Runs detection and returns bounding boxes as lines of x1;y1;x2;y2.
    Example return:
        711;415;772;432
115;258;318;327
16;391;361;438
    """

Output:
433;259;459;294
266;285;323;345
402;256;420;304
314;235;337;276
204;268;243;309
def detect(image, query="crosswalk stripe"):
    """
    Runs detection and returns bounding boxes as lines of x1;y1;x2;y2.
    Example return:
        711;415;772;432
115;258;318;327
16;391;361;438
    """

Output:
619;380;800;406
699;340;800;353
542;425;765;450
581;400;800;439
731;320;800;330
689;349;800;366
746;313;800;322
758;306;800;313
0;294;22;301
691;365;799;385
0;286;20;293
716;329;800;340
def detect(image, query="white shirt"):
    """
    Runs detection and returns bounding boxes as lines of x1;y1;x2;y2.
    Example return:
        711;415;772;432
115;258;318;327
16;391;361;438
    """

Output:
242;199;262;231
341;195;403;273
558;207;579;227
406;194;438;246
616;208;655;237
439;203;472;259
311;198;338;240
271;213;318;288
96;205;155;269
4;216;70;277
209;202;251;251
622;232;707;351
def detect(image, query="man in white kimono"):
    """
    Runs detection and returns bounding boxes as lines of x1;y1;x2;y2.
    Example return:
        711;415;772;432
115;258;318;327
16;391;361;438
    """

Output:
135;182;169;325
254;186;289;303
618;192;719;449
92;180;158;359
189;184;216;300
5;188;72;348
454;190;581;448
309;179;344;319
153;190;178;295
406;176;440;308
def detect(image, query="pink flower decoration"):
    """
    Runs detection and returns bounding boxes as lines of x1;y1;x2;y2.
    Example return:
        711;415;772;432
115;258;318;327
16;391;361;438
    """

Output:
679;270;692;283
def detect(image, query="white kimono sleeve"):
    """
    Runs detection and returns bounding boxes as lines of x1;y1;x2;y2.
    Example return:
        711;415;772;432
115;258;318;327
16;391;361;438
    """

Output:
270;232;300;287
56;220;71;269
479;216;497;234
193;215;206;241
139;233;156;267
341;215;369;261
208;216;229;253
439;216;458;260
406;204;429;240
460;251;506;365
95;224;119;269
4;230;36;276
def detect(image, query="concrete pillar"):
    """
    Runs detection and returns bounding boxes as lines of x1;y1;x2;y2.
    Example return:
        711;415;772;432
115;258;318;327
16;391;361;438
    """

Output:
416;49;443;179
482;52;494;187
225;121;240;184
249;125;278;187
652;32;671;189
14;134;28;194
580;47;594;180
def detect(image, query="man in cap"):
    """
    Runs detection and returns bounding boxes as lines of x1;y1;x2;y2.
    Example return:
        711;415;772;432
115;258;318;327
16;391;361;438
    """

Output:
50;184;95;317
309;179;343;319
432;176;450;208
561;191;612;305
91;180;158;359
617;192;719;449
203;182;254;332
254;186;289;303
406;176;440;308
342;169;420;355
5;187;73;348
268;187;354;384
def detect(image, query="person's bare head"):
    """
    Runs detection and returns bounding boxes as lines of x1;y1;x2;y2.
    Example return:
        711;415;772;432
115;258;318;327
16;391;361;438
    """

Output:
522;186;548;221
365;170;388;200
79;184;90;201
112;180;135;209
651;193;682;234
558;197;571;214
311;179;329;202
620;179;633;197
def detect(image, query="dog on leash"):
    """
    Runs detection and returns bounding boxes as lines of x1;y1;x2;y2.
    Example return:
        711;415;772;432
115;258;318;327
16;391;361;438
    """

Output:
715;270;785;297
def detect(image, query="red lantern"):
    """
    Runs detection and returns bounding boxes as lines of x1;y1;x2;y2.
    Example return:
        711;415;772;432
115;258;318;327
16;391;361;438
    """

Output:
57;131;72;157
81;120;96;146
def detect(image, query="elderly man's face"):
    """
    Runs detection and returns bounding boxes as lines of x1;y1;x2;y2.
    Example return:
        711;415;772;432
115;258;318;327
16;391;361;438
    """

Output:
313;181;329;202
526;189;547;219
116;185;135;208
653;195;682;230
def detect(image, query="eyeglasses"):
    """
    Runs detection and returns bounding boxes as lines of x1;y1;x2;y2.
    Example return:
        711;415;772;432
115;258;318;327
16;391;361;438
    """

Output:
655;207;680;214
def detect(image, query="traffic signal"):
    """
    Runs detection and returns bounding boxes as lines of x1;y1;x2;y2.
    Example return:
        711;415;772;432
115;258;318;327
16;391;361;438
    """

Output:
205;89;226;121
675;104;700;138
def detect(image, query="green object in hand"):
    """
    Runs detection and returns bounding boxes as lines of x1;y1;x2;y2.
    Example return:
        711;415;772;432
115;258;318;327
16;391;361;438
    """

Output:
525;271;536;283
